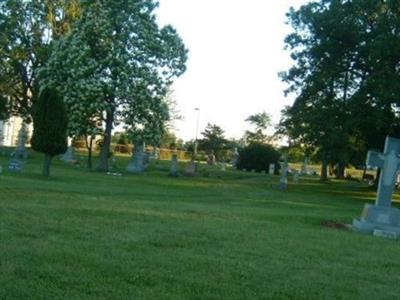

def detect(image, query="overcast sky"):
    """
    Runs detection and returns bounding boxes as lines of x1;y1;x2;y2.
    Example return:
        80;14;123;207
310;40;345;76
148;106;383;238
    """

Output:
157;0;308;141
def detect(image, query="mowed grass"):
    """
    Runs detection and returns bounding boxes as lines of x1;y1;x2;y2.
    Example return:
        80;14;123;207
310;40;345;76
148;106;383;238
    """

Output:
1;151;400;300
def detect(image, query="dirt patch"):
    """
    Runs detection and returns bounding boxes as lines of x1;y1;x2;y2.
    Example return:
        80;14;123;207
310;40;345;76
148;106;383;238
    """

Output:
321;220;349;231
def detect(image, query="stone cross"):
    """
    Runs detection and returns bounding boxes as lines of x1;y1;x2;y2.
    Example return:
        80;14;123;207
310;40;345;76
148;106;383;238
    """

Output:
366;137;400;208
353;136;400;238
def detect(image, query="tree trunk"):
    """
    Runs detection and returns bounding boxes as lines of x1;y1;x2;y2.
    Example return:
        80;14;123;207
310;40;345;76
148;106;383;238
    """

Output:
374;168;381;189
43;154;52;177
86;135;93;169
320;160;328;181
97;110;114;172
335;162;346;179
362;166;367;180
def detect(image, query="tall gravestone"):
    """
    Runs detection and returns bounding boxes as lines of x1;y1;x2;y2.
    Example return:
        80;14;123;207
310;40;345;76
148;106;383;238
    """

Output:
293;170;300;183
9;124;28;172
353;136;400;238
279;154;289;190
232;148;239;168
269;163;275;175
12;124;29;160
169;153;179;177
127;140;147;174
301;157;309;175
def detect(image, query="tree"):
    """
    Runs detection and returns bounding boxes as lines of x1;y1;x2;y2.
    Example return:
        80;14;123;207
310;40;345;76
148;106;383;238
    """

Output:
244;112;272;144
40;0;188;172
198;123;228;161
280;0;400;180
237;144;281;173
0;0;81;119
31;87;67;176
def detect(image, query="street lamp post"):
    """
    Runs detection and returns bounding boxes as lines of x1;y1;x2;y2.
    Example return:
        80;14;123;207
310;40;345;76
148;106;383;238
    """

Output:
194;108;200;158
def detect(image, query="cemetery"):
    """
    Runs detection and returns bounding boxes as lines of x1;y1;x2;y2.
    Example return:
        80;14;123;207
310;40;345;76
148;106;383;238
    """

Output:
1;0;400;299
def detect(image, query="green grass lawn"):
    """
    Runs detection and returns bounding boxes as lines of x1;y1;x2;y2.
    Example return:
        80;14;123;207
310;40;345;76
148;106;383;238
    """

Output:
1;150;400;299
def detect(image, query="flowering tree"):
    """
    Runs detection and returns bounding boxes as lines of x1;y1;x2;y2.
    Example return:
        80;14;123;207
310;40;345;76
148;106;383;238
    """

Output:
40;0;188;171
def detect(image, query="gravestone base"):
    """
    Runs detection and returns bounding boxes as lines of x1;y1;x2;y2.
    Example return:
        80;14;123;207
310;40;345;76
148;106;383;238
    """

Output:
373;229;400;240
126;162;146;174
353;204;400;237
60;147;76;163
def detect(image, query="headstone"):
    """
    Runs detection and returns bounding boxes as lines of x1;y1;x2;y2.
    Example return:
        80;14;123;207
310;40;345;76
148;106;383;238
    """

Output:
231;148;239;168
353;136;400;238
8;159;24;172
110;157;117;171
293;171;300;183
60;146;76;163
127;140;147;173
169;153;179;177
11;124;28;160
220;162;226;171
279;154;289;190
301;157;309;175
184;161;196;177
269;163;275;175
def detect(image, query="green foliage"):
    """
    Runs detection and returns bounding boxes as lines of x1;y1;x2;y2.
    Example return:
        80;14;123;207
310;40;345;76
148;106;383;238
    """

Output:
244;112;272;145
0;0;81;119
237;143;280;173
0;95;10;120
31;87;67;156
40;0;188;171
280;0;400;179
160;130;184;149
113;133;129;146
198;123;228;160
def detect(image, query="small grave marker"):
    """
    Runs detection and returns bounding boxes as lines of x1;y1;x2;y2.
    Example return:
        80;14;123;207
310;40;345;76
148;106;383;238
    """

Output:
269;163;275;175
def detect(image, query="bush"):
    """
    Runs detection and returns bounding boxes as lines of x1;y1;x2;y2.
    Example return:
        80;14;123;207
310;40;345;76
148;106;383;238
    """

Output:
31;87;68;176
237;143;281;173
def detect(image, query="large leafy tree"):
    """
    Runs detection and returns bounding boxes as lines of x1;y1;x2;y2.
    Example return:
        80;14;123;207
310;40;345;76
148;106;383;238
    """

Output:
244;111;272;145
41;0;188;172
280;0;400;180
0;0;80;119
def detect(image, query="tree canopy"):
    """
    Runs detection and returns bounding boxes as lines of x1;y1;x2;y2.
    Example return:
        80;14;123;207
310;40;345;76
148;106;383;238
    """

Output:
280;0;400;180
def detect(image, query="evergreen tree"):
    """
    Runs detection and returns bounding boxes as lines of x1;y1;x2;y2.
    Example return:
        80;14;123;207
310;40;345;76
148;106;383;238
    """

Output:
31;87;68;176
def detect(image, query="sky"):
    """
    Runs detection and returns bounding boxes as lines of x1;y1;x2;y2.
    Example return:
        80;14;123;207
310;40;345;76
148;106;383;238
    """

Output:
157;0;309;141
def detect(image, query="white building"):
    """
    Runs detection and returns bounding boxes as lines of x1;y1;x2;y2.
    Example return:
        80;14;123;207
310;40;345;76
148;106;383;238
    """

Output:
0;117;32;147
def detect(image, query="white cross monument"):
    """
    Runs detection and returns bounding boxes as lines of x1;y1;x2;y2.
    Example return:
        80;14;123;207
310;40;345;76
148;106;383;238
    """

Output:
353;136;400;238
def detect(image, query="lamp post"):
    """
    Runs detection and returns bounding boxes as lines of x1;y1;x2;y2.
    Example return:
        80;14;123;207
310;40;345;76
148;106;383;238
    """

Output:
194;108;200;158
